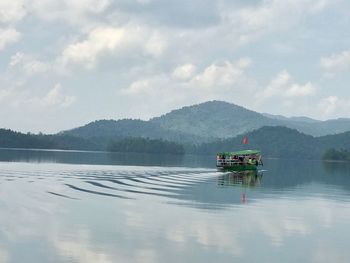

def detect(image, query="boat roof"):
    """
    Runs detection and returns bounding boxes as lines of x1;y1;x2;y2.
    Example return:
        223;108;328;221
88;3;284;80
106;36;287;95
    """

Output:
217;150;261;155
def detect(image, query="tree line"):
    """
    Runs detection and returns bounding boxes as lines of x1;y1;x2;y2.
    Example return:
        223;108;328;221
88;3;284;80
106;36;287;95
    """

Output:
1;126;350;159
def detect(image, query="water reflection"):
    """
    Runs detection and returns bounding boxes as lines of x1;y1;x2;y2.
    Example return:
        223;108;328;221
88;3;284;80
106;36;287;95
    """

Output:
323;161;350;175
217;170;263;188
1;150;350;262
0;148;213;168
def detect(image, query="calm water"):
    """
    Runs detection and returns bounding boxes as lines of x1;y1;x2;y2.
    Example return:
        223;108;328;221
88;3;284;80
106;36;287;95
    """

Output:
0;148;350;263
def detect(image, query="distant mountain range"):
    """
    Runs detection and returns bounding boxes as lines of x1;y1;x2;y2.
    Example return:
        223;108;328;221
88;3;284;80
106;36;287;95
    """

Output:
2;100;350;159
62;100;350;141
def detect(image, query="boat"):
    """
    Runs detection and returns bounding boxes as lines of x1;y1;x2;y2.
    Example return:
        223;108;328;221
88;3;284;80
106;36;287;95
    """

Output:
216;150;263;171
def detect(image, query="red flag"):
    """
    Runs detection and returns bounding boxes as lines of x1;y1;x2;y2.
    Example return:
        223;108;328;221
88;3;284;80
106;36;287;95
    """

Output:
243;136;248;145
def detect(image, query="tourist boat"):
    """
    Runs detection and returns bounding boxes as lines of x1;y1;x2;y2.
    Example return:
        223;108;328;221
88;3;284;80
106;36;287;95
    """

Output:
216;150;263;171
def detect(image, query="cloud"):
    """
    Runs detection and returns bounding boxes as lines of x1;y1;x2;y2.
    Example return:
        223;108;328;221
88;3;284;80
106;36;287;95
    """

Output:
29;0;111;26
9;52;50;76
144;31;166;57
123;58;252;95
119;58;255;119
109;0;220;28
172;64;196;80
60;26;166;69
257;70;315;102
0;28;21;50
1;83;75;110
40;84;76;108
122;79;154;95
221;0;332;45
320;50;350;74
190;58;251;89
318;96;350;116
0;0;26;23
60;27;125;69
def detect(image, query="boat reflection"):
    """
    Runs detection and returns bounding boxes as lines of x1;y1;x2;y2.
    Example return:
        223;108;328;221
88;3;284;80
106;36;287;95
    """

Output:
217;170;263;188
217;170;263;204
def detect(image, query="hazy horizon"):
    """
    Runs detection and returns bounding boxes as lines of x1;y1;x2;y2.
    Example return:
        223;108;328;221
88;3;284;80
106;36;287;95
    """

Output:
1;0;350;133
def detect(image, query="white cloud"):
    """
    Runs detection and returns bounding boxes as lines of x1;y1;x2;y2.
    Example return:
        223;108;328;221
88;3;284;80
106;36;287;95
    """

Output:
190;58;251;89
61;27;125;69
172;64;196;80
257;70;315;102
0;28;21;50
0;83;75;110
0;0;26;23
320;50;350;74
285;83;315;97
124;58;251;95
145;32;167;57
60;26;167;69
29;0;110;26
221;0;332;45
9;52;50;75
318;96;350;116
1;83;74;109
122;79;153;95
40;84;76;108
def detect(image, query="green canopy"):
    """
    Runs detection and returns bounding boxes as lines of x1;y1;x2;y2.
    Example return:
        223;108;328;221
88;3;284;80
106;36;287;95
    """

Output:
217;150;260;156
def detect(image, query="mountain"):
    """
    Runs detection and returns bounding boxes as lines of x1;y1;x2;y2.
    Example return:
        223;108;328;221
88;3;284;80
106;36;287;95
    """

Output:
150;101;279;138
262;113;320;123
60;101;350;142
151;100;350;138
61;119;205;144
190;126;350;159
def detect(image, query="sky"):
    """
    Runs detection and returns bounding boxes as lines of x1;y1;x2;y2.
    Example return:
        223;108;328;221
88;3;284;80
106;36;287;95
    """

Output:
1;0;350;133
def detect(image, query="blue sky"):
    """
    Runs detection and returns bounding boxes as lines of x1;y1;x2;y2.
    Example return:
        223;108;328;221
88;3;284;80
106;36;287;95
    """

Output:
1;0;350;133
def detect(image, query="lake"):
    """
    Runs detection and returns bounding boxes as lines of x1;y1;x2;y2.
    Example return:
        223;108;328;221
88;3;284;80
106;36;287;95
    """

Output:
0;148;350;263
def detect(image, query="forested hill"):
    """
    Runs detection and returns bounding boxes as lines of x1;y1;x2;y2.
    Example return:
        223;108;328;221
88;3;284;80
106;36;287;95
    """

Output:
0;129;185;154
61;119;206;144
2;126;350;160
0;129;99;150
60;101;350;142
150;100;350;138
189;126;350;159
150;100;279;138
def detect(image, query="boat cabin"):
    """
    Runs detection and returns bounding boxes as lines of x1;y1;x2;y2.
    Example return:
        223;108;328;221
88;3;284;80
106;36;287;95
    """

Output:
216;150;262;171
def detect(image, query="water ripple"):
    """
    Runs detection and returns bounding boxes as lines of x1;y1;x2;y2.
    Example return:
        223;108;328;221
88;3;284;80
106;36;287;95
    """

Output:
0;164;217;202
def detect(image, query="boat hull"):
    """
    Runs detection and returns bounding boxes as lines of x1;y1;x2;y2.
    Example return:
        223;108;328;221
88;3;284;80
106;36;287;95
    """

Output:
217;164;258;172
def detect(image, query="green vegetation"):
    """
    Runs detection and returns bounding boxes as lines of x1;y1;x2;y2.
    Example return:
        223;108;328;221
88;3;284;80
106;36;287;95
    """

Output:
0;129;98;150
187;126;350;160
150;100;278;138
62;119;205;144
151;100;350;138
0;129;184;155
108;137;184;154
2;122;350;159
61;101;350;144
323;149;350;162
